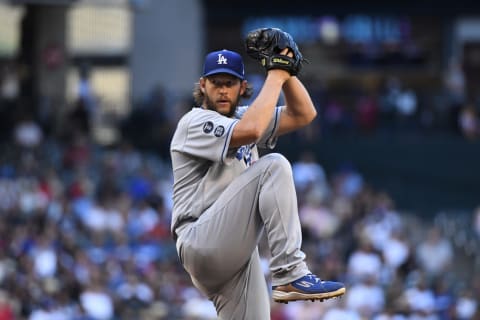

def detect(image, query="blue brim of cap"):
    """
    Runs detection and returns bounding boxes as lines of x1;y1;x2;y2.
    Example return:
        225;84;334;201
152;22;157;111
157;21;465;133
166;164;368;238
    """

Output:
203;68;244;80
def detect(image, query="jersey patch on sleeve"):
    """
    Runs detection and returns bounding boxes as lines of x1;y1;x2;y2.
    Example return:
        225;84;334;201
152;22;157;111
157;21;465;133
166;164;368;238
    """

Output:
214;125;225;137
203;121;214;133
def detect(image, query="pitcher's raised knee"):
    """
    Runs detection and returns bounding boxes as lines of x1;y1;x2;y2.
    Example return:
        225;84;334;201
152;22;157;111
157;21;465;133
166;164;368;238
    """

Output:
262;153;293;177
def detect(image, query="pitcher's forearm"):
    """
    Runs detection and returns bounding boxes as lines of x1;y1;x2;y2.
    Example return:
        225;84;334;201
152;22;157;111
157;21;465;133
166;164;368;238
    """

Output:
231;70;290;146
282;77;317;124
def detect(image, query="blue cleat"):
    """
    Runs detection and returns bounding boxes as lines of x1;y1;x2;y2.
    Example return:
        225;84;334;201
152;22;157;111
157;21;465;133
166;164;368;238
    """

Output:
272;274;346;303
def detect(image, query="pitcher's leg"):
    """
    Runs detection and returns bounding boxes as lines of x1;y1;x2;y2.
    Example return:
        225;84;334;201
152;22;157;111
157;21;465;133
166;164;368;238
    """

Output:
256;154;310;286
211;249;270;320
179;154;309;289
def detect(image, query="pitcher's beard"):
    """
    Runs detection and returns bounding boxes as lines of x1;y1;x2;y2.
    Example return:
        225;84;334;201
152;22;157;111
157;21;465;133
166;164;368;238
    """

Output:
205;95;239;118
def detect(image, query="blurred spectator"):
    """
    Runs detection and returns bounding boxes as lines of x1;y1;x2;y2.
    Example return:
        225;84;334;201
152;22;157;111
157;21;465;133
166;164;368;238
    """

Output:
116;141;142;175
345;275;385;318
360;192;402;251
415;226;453;278
433;278;455;320
474;205;480;239
77;63;98;116
355;93;379;133
292;150;328;196
458;103;479;140
280;300;327;320
63;133;92;170
0;252;15;286
373;310;408;320
13;113;43;149
18;178;49;215
454;289;478;320
381;229;411;277
331;163;364;199
443;57;466;109
80;191;123;234
67;98;91;138
379;76;402;129
31;234;57;279
68;169;95;200
323;304;361;320
127;169;154;204
116;274;154;315
299;187;340;240
347;238;383;282
127;198;158;236
79;277;114;320
0;64;19;102
181;290;217;320
0;291;15;320
323;98;352;135
401;273;436;317
270;302;289;320
395;87;418;130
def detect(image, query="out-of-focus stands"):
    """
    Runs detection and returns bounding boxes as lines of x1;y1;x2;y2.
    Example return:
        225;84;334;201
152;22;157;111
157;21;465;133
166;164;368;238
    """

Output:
0;66;479;319
0;135;184;319
0;126;478;319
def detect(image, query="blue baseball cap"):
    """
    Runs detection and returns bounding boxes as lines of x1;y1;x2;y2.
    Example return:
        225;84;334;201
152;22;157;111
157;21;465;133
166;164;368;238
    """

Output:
202;49;245;80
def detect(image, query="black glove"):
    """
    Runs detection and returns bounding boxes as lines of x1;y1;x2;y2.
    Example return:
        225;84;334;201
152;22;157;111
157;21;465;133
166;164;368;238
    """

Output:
245;27;306;76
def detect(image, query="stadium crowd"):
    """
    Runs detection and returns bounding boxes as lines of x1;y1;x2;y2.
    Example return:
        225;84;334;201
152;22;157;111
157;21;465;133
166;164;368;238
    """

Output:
0;110;478;320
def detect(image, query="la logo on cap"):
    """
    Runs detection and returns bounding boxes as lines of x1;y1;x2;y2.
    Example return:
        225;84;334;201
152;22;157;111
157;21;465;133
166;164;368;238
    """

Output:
217;54;228;65
203;49;244;79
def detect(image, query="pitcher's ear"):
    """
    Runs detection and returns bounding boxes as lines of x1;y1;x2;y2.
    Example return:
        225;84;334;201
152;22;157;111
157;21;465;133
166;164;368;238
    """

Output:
240;80;247;95
199;77;206;93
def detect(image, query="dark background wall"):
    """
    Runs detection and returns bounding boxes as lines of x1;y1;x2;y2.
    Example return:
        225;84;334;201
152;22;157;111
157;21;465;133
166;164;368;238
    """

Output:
204;0;480;18
276;133;480;216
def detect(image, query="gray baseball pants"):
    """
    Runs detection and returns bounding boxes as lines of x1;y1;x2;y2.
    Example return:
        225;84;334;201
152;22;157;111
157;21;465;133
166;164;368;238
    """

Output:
175;153;310;319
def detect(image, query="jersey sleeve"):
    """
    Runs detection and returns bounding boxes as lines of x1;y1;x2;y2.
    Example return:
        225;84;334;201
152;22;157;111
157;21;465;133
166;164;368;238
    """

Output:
235;105;283;150
173;109;238;163
257;106;282;149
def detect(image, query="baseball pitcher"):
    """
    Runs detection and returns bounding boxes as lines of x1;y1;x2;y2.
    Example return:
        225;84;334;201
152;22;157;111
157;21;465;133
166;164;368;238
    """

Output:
170;28;345;319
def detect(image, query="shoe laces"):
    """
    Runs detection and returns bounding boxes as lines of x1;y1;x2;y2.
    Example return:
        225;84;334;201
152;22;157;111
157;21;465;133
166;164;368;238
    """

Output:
305;274;321;284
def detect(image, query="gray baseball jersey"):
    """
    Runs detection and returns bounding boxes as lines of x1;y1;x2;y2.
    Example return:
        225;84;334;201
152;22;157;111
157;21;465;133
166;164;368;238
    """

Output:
170;105;282;235
170;105;310;319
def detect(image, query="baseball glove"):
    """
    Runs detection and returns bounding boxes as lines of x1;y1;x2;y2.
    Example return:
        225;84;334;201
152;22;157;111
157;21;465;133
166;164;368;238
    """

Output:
245;27;306;76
